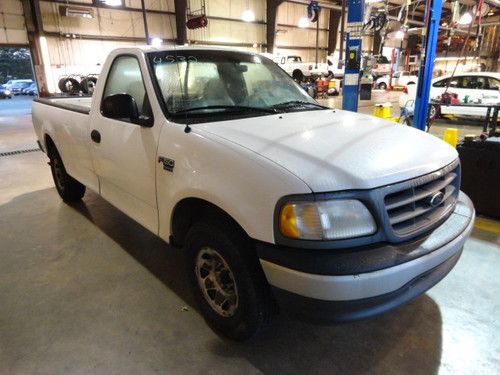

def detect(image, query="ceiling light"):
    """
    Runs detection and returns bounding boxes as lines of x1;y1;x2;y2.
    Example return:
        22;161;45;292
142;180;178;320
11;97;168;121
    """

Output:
59;5;94;18
103;0;122;6
242;9;255;22
298;17;309;28
151;37;162;47
458;12;473;25
395;30;405;39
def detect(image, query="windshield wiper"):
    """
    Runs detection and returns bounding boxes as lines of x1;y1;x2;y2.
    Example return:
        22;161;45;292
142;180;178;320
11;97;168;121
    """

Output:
270;100;329;110
172;105;279;115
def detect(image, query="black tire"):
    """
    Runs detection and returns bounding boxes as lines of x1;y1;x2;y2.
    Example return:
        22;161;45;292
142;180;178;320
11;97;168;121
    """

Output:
48;146;86;202
80;76;97;94
292;69;304;82
429;104;440;120
378;82;387;90
185;220;275;341
58;78;80;94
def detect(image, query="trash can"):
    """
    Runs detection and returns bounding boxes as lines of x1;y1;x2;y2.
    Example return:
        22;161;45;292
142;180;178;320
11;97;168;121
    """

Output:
457;136;500;218
373;103;392;118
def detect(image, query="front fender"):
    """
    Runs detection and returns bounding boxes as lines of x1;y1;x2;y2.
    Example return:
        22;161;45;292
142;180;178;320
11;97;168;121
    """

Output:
156;124;311;244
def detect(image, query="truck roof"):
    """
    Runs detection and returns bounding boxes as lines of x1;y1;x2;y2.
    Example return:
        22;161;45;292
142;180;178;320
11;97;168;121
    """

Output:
121;45;255;54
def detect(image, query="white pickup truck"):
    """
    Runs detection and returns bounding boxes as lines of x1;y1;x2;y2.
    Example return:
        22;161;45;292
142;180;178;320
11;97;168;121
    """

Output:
33;46;474;340
376;71;418;90
275;54;330;81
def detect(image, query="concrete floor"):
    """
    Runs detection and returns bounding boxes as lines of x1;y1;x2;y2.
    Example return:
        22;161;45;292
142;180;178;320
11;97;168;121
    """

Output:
1;95;499;374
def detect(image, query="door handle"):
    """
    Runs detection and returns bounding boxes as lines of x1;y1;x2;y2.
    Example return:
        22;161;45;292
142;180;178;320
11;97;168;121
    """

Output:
91;130;101;143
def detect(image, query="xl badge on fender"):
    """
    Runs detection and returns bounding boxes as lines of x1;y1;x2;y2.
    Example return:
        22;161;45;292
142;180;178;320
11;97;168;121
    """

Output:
158;156;175;172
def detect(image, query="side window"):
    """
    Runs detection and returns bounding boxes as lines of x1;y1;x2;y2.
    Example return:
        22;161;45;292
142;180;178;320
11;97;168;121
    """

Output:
102;55;152;121
433;79;447;88
487;77;500;90
472;76;488;89
461;76;478;89
448;77;463;88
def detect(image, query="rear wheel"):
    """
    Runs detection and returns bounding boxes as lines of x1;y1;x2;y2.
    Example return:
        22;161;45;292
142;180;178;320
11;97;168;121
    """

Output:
292;69;304;82
48;146;86;202
378;82;387;90
185;220;275;341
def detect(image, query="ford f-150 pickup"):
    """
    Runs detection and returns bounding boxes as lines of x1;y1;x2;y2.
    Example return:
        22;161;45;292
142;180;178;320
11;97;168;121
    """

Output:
33;46;475;341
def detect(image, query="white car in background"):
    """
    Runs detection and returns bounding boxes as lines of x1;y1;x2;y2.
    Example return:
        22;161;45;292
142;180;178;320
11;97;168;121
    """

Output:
399;72;500;118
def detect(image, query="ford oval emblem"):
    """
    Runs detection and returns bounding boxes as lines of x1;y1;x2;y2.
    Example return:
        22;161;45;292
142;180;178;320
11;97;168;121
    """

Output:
429;192;445;207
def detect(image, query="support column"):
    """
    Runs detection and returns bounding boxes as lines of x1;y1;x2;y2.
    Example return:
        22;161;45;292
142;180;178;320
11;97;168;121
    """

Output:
174;0;187;45
339;0;346;61
342;0;364;112
328;9;341;55
413;0;443;131
21;0;49;95
266;0;283;54
372;31;381;54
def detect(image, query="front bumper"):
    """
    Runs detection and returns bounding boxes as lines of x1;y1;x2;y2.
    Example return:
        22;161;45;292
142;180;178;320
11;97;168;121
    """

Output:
258;192;475;320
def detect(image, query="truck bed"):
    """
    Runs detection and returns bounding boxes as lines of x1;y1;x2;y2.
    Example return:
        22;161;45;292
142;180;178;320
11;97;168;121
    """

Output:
34;96;92;114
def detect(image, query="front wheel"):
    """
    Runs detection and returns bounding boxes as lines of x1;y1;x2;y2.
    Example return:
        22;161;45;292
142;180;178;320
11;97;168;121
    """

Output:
429;104;439;120
378;82;387;90
185;221;275;340
49;146;86;202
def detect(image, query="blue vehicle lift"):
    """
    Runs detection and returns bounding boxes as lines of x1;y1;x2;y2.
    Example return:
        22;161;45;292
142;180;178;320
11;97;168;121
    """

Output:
342;0;364;112
342;0;442;128
412;0;443;131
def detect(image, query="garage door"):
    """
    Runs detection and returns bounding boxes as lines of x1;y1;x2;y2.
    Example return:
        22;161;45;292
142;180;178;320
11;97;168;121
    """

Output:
0;0;28;45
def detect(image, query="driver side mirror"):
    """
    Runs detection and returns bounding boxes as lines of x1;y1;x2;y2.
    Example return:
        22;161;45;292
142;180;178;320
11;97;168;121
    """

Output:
101;93;152;126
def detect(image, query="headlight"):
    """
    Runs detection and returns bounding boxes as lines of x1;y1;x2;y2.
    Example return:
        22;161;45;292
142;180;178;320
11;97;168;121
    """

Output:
279;199;377;240
5;90;10;95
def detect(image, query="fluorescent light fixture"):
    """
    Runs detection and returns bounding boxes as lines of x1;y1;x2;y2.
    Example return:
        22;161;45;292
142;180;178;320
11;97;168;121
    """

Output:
103;0;122;6
458;12;473;25
151;37;162;47
395;30;405;39
298;17;309;28
242;9;255;22
59;5;94;18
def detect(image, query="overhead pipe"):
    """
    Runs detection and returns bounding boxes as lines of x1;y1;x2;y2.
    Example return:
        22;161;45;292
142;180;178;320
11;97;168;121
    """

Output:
285;0;342;11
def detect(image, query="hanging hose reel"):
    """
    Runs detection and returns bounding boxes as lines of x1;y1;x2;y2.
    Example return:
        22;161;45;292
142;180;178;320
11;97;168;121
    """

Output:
307;1;321;23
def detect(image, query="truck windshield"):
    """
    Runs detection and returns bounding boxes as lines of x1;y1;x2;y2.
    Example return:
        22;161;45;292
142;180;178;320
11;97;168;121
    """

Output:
147;50;321;119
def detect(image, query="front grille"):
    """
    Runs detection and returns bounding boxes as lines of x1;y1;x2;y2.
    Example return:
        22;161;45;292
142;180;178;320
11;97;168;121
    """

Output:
383;160;460;237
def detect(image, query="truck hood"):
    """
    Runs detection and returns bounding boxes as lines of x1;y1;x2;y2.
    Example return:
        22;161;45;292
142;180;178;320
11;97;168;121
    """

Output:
196;109;458;192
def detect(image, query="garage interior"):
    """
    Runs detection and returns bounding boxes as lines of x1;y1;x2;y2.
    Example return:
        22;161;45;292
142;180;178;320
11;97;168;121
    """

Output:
1;0;500;374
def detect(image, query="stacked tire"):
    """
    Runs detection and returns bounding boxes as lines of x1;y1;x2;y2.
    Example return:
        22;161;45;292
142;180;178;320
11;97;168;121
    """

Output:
57;75;98;95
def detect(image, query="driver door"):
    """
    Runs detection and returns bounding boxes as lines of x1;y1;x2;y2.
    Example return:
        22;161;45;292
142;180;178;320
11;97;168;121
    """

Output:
90;54;162;233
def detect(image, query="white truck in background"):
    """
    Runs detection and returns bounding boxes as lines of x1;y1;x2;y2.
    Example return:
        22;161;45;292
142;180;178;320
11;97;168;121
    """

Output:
376;71;418;90
32;46;474;340
274;54;330;80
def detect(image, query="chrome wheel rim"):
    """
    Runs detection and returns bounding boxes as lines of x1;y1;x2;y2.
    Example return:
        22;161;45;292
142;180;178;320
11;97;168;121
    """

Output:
53;157;65;191
429;105;436;118
195;247;239;317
